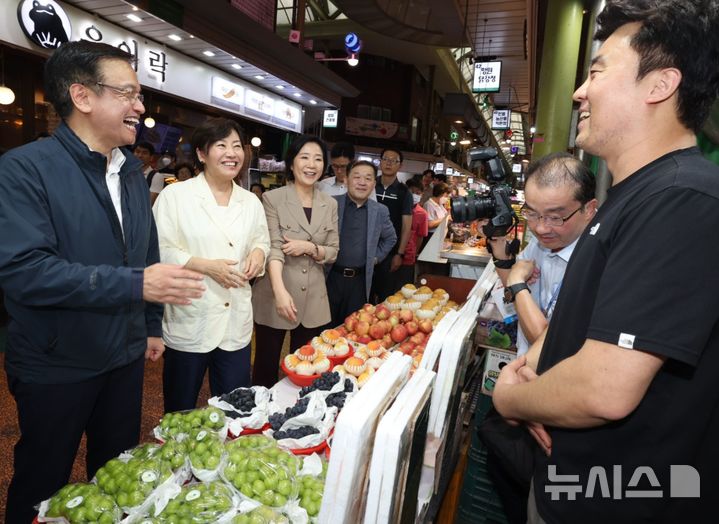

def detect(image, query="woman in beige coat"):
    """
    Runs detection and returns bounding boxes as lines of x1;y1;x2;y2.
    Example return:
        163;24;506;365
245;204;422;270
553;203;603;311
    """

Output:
251;135;339;386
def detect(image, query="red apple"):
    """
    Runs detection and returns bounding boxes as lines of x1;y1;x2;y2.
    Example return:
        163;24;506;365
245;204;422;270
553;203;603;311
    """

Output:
399;309;414;323
398;341;415;355
344;316;357;332
369;323;386;340
358;335;373;345
369;315;380;325
381;334;394;349
358;311;373;324
388;315;400;327
362;303;376;315
390;325;408;344
375;304;391;320
347;333;359;342
405;321;419;336
336;326;348;337
410;332;426;345
355;320;370;336
418;319;433;334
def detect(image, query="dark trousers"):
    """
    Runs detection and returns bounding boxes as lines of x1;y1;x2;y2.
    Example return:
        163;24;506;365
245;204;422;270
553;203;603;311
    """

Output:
371;253;404;303
327;269;367;328
252;323;323;387
6;356;144;524
163;345;251;413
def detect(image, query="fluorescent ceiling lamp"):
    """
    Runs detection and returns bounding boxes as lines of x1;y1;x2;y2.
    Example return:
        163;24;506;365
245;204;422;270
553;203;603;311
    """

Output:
203;50;215;57
231;64;242;70
168;34;182;41
254;75;265;80
126;14;142;22
309;99;317;105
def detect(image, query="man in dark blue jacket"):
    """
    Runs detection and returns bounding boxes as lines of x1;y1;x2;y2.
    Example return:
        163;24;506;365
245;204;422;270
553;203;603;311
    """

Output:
0;41;205;523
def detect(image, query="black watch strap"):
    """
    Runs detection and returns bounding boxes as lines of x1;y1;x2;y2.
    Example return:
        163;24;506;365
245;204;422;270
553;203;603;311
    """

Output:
493;257;516;269
504;283;530;303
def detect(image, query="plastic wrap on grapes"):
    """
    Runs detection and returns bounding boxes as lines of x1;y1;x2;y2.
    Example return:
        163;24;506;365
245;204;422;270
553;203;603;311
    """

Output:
120;442;161;461
154;439;191;473
154;407;228;442
93;455;179;517
187;428;227;482
154;481;239;523
231;504;290;524
220;440;301;512
209;386;271;435
265;392;337;450
37;482;121;524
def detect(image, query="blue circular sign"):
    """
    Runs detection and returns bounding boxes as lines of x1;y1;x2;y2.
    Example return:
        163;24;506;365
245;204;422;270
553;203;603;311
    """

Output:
344;32;361;53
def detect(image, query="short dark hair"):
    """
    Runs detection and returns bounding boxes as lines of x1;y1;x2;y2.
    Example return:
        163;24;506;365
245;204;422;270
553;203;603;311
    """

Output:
347;160;377;177
191;118;245;166
250;183;265;193
422;169;435;177
44;41;136;119
380;148;403;164
405;176;423;191
434;173;448;183
134;142;155;155
525;152;596;204
595;0;719;133
330;142;355;160
285;135;327;181
174;162;195;178
432;182;450;198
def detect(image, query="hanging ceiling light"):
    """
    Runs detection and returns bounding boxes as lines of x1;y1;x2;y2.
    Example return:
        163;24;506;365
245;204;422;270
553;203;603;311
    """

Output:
0;49;16;106
143;116;156;128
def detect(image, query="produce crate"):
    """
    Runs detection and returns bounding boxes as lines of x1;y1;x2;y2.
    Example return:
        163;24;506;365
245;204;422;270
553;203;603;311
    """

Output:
455;394;509;524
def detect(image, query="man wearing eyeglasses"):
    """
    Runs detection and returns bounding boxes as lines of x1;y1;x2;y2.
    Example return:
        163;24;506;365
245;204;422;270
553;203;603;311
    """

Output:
317;142;355;196
373;148;414;301
0;41;205;523
490;153;597;356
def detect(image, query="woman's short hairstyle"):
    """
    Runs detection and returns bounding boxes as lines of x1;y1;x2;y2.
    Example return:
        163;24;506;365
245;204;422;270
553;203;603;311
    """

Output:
285;135;327;181
191;118;245;166
432;182;450;198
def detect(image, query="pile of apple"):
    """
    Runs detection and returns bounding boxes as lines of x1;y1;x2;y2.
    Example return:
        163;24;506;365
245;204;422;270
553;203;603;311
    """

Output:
341;303;434;354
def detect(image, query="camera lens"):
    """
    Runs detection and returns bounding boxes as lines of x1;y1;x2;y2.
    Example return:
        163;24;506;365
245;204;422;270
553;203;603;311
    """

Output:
450;194;495;223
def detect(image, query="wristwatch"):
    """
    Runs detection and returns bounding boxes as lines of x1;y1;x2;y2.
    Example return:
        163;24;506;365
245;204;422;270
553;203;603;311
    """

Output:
503;283;530;303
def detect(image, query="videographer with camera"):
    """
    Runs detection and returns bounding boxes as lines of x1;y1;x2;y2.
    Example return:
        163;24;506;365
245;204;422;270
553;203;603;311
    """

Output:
489;153;597;356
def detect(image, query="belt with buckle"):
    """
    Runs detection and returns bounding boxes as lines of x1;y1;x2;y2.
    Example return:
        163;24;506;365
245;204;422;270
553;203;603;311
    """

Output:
332;265;364;277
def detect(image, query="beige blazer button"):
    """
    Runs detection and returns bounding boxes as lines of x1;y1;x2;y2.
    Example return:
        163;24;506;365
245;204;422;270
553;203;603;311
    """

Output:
301;286;306;291
302;269;307;274
224;302;230;307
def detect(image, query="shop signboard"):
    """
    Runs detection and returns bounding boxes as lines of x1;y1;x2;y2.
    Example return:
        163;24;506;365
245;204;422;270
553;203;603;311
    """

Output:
472;61;502;93
4;0;304;133
323;109;338;128
491;109;511;130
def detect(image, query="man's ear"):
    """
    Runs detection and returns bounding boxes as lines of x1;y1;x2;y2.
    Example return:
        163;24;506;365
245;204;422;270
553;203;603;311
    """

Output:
68;83;93;115
646;68;682;104
585;198;599;218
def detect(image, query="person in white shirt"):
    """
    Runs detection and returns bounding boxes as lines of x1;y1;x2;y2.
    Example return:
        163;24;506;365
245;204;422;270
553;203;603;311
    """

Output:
317;141;354;196
489;152;597;356
153;118;270;412
423;181;450;232
134;141;164;203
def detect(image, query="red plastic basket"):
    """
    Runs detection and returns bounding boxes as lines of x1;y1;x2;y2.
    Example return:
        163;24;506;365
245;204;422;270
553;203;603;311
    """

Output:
327;347;354;368
288;438;329;455
281;360;321;387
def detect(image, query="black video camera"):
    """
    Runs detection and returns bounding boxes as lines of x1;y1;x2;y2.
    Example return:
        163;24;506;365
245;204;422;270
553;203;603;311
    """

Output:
449;147;518;238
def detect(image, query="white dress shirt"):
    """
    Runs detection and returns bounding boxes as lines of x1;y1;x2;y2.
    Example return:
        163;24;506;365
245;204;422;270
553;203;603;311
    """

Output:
105;147;126;237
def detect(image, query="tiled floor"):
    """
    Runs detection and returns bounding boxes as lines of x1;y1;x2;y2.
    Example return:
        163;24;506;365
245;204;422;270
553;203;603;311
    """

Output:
0;353;211;522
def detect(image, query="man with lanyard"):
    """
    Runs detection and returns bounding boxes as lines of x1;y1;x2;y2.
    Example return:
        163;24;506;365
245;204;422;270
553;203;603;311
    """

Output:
372;147;413;302
494;1;719;522
489;152;597;356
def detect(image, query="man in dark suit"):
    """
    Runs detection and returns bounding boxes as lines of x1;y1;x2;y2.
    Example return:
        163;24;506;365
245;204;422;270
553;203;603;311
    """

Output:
327;161;396;326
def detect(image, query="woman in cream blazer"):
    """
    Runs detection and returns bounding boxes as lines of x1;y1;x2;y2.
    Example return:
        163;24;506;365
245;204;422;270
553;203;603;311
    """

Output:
154;118;270;412
251;136;339;386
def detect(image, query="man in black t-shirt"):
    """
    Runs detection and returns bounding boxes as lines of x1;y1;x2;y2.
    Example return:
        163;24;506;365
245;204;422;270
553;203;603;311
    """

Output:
492;2;719;523
372;147;413;301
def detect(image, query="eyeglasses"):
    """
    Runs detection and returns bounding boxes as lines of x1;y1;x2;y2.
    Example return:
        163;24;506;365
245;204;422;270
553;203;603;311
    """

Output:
331;163;350;171
520;205;583;227
92;82;145;104
380;157;401;165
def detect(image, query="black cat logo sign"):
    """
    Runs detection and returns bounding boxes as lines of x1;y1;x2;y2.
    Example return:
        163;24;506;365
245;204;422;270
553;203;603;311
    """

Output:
17;0;72;49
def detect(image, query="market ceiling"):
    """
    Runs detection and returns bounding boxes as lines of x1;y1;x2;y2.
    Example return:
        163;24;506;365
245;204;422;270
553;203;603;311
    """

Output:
62;0;360;108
